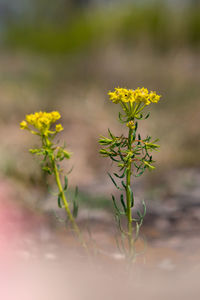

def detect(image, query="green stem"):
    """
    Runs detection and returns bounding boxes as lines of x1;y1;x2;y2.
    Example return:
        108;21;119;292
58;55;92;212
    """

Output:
126;127;134;258
136;104;146;114
43;136;88;252
52;158;88;251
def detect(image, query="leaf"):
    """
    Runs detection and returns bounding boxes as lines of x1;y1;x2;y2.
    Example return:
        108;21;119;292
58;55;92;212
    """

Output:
145;112;150;119
118;112;126;123
108;173;122;190
115;213;126;234
142;200;147;217
72;199;78;218
118;149;125;162
47;185;58;196
135;113;143;120
108;128;114;139
115;236;123;254
130;189;134;207
52;211;66;223
120;194;127;213
112;194;125;216
112;195;120;215
99;136;113;145
63;150;71;159
133;162;140;170
63;176;68;191
66;166;74;175
133;131;136;141
135;168;145;177
74;186;78;198
57;193;62;208
137;210;142;219
42;166;52;174
121;180;126;189
114;169;126;179
127;186;134;207
109;155;120;162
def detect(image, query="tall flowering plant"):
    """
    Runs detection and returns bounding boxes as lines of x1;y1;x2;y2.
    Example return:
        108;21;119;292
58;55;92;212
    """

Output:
20;111;87;250
99;87;161;260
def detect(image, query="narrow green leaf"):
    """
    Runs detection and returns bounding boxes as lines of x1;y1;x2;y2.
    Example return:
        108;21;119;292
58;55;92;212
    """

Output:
121;180;126;189
114;169;126;179
72;200;78;218
135;168;145;177
64;176;68;191
108;128;114;139
66;166;74;175
115;213;126;234
145;112;150;119
142;200;147;217
112;195;125;215
74;186;78;198
109;155;120;162
108;173;122;190
118;112;126;123
130;189;134;207
120;194;127;213
112;195;120;215
135;122;138;131
118;150;125;162
58;193;62;208
137;210;142;218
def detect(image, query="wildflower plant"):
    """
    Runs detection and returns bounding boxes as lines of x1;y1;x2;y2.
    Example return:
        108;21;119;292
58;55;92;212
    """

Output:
99;87;161;260
20;111;87;250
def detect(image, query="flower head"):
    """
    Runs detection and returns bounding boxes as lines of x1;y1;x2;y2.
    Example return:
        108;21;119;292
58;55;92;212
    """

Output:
134;87;151;105
108;88;135;104
20;111;62;136
108;87;161;120
20;120;28;130
126;121;135;129
108;87;161;106
55;124;64;132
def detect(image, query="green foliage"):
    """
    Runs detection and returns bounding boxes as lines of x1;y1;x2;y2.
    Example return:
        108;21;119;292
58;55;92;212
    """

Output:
4;3;200;55
100;128;159;177
21;111;87;250
99;87;161;261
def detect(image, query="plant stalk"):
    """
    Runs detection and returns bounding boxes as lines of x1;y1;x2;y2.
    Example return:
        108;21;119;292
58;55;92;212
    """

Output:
126;127;134;257
52;159;88;251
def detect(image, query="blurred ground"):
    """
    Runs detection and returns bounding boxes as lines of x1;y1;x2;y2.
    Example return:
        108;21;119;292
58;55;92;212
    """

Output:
1;171;200;300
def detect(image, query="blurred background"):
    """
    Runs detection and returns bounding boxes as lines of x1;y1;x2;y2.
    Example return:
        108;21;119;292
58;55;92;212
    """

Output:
0;0;200;269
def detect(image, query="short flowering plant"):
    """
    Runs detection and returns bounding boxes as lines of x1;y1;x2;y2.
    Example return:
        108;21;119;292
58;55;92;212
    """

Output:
99;87;161;260
20;111;87;250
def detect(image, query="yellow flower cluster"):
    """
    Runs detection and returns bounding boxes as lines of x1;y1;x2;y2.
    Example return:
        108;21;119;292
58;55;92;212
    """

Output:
126;120;135;129
108;87;161;105
20;111;63;135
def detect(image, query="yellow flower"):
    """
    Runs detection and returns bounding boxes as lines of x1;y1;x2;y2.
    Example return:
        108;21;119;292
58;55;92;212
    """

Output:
134;87;151;105
108;87;161;106
51;111;61;122
55;124;64;132
149;91;161;103
126;121;135;129
20;120;28;130
20;111;63;136
108;88;135;104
